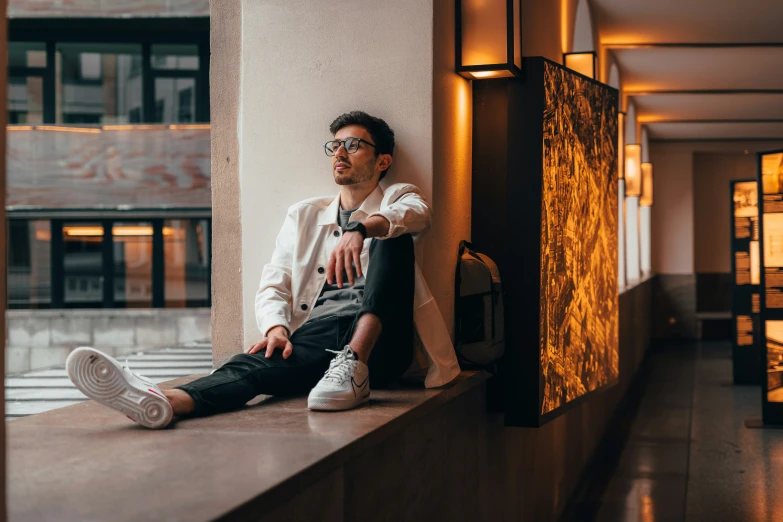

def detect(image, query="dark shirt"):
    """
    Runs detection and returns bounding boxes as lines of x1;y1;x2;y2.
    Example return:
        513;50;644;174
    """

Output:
308;206;365;321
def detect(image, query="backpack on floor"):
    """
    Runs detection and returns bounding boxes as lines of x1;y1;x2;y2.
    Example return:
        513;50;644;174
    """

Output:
454;240;505;368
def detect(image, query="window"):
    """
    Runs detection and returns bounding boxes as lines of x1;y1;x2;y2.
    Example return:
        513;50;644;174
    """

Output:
154;78;195;123
113;223;154;307
8;42;46;124
151;44;199;124
62;223;104;305
8;218;211;309
56;43;143;125
7;220;51;307
164;219;210;307
151;44;199;71
8;40;207;124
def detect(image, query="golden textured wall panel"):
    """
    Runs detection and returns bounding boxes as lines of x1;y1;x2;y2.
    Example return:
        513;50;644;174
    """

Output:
539;61;619;415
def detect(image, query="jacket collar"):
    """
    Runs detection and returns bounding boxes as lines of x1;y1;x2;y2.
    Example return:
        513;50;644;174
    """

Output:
318;185;384;226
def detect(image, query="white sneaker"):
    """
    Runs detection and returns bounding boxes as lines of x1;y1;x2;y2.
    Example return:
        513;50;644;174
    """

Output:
66;347;173;429
308;347;370;411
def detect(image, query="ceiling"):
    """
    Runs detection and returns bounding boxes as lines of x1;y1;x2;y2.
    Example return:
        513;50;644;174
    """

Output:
591;0;783;141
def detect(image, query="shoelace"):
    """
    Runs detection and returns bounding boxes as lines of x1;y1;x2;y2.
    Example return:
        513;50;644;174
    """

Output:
124;359;155;387
323;347;358;384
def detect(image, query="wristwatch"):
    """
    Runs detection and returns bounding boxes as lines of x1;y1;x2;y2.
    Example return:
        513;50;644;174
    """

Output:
342;221;367;239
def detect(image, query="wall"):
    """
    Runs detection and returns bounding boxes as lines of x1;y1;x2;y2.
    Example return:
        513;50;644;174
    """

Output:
649;140;783;338
693;152;756;273
6;308;211;374
650;140;783;274
430;0;472;333
523;0;579;61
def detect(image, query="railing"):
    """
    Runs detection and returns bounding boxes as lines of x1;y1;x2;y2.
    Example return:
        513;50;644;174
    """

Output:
7;123;211;210
8;0;209;18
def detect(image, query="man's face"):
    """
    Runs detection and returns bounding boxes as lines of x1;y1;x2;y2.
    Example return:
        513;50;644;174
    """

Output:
331;125;380;186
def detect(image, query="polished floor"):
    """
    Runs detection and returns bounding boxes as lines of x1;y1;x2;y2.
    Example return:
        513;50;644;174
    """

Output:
577;341;783;522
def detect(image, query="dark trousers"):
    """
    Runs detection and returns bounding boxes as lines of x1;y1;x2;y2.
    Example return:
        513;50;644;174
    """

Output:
176;234;415;416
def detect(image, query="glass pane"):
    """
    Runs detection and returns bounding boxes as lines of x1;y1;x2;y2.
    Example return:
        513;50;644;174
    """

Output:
8;220;51;307
154;78;195;123
63;223;104;304
113;222;153;307
9;42;46;68
8;75;43;124
151;44;199;70
164;219;209;307
56;43;143;125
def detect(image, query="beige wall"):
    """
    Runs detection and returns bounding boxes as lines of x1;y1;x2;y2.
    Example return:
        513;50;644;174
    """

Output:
650;140;783;275
693;152;756;273
522;0;578;62
431;0;472;333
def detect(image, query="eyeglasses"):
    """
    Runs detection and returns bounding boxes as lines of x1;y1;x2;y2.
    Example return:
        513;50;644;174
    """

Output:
324;137;376;156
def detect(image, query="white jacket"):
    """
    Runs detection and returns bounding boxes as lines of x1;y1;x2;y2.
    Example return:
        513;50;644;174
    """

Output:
255;183;461;388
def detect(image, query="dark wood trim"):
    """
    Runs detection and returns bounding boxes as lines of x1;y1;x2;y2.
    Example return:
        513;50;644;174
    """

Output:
150;69;199;79
50;219;64;308
9;17;209;44
102;219;114;307
152;219;165;308
8;66;46;77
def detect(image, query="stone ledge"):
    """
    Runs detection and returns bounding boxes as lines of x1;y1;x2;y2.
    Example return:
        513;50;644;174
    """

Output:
7;371;486;522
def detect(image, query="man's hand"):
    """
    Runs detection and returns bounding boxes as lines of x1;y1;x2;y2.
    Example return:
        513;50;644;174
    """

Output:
327;230;364;288
247;325;293;359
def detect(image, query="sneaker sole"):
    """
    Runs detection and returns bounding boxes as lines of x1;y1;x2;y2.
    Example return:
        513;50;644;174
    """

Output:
66;347;173;429
308;393;370;412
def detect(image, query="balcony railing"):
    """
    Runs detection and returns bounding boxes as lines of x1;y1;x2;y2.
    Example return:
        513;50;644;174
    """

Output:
6;123;211;211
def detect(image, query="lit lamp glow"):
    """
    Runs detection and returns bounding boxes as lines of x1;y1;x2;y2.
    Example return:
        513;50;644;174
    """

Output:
625;144;642;197
640;163;654;206
563;51;597;79
456;0;522;79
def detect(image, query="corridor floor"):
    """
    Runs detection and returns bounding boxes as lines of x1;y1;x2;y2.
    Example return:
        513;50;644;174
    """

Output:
585;341;783;522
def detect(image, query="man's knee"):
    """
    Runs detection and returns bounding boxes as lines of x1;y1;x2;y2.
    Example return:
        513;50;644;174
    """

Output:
370;233;414;261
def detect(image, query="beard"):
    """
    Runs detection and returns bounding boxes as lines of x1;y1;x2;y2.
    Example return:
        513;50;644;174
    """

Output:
333;161;375;186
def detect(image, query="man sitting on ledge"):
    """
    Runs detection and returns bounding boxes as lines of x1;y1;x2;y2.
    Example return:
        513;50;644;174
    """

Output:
65;111;460;429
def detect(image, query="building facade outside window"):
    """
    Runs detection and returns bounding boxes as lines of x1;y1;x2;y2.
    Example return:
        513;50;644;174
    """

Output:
6;21;211;311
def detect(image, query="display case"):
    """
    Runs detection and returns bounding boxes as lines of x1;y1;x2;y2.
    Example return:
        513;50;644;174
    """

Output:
472;57;619;427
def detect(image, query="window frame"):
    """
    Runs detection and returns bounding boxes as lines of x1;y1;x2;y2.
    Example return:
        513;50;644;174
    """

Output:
7;215;212;310
7;19;209;124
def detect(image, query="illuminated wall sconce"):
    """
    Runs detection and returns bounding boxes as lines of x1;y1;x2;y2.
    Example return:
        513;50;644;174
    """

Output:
618;112;626;180
563;51;597;80
640;163;654;206
625;144;642;197
456;0;522;79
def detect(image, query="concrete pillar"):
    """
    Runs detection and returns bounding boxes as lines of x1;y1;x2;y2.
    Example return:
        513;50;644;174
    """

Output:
210;1;471;365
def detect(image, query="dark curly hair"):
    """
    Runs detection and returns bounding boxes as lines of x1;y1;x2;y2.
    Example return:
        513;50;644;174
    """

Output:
329;111;395;180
